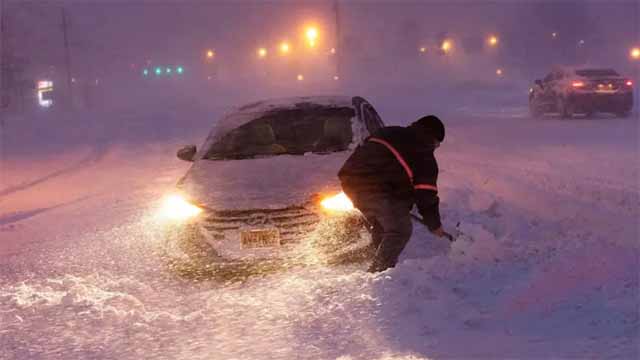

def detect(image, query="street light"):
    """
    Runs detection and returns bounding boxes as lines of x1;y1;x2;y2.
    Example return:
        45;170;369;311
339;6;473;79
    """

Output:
419;47;427;53
297;74;304;81
206;49;215;59
155;67;162;75
488;35;498;47
176;66;184;74
305;26;319;47
257;47;268;58
496;68;503;76
630;47;640;60
279;42;291;55
441;39;452;54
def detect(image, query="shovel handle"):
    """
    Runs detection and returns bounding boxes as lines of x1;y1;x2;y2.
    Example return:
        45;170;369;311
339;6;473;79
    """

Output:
411;213;456;242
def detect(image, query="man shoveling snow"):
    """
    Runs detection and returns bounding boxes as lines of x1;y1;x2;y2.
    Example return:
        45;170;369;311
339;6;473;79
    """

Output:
339;115;454;273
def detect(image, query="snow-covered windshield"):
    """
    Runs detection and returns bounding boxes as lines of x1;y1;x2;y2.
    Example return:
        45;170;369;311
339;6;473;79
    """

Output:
575;69;620;77
204;105;355;160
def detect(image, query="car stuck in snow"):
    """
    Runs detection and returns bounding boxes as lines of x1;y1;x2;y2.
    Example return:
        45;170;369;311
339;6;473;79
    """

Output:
529;66;634;118
162;96;385;276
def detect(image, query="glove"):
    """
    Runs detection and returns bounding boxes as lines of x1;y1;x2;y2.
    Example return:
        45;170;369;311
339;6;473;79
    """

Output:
431;226;455;242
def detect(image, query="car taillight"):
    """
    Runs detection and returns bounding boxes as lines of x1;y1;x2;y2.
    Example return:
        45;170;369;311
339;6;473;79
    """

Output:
572;81;585;88
626;80;633;87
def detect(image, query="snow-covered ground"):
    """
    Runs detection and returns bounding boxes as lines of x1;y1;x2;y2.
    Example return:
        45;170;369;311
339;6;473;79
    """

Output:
0;94;638;359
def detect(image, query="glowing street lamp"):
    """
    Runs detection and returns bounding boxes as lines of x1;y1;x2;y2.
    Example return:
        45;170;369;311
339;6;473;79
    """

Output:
297;74;304;81
166;67;172;74
154;67;162;75
496;68;503;76
143;69;149;76
330;47;336;54
206;49;215;59
441;39;452;53
305;26;319;47
488;35;499;47
552;32;558;38
176;66;184;74
419;47;427;53
257;47;268;58
279;42;291;55
630;47;640;60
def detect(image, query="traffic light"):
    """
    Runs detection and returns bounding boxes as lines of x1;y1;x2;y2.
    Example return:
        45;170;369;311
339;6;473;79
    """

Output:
145;66;183;77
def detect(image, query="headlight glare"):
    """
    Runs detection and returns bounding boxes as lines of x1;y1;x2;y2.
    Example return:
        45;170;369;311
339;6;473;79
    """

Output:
320;192;354;212
161;194;203;220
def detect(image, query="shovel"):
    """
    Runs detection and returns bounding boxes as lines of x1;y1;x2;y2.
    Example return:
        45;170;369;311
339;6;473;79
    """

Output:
410;213;467;242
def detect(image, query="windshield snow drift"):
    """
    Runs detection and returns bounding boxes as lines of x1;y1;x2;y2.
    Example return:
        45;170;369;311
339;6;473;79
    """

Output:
204;105;355;160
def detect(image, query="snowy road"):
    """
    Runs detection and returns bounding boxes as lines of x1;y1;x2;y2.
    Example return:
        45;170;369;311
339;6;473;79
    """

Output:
1;108;638;359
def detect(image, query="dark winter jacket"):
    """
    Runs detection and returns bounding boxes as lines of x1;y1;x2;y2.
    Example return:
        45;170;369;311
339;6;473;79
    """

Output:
338;126;442;231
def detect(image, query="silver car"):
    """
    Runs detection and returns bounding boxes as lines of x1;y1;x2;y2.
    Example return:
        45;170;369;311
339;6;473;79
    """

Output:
162;96;385;278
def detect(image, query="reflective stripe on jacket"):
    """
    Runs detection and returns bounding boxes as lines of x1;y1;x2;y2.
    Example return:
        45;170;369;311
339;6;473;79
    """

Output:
338;126;442;231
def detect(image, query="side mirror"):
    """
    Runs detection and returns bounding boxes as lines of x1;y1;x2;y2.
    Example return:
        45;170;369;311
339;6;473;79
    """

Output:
534;79;543;87
177;145;197;162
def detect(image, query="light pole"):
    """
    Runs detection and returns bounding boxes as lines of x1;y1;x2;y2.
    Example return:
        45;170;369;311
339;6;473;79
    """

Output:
61;6;73;110
0;0;7;182
1;0;7;112
333;0;341;79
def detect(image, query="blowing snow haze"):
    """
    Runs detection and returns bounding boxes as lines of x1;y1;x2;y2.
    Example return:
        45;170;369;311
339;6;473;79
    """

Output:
2;1;638;117
0;1;639;360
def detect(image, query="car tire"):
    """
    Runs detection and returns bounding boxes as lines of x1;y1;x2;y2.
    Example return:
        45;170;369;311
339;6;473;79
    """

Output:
557;97;573;119
529;100;543;118
308;213;372;264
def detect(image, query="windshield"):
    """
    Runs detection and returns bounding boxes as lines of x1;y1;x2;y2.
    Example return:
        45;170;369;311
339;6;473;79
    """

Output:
204;105;355;160
575;69;620;77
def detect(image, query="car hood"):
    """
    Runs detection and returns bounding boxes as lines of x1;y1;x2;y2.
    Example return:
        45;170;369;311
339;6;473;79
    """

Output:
178;152;350;210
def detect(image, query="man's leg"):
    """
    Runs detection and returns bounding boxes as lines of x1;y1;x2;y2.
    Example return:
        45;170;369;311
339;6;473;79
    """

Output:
368;213;412;272
357;197;413;273
368;218;384;249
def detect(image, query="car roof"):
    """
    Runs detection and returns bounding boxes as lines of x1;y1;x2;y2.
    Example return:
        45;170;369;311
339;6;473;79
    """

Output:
212;95;355;139
551;65;620;75
232;96;353;114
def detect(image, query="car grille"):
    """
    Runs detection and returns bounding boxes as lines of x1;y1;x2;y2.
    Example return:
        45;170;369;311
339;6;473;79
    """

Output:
199;205;321;245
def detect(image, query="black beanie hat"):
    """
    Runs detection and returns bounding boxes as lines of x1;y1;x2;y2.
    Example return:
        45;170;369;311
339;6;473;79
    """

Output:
412;115;445;142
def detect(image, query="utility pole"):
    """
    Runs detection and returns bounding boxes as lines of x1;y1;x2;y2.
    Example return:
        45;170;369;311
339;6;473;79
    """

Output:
61;6;73;109
334;0;341;79
0;0;6;178
1;0;7;112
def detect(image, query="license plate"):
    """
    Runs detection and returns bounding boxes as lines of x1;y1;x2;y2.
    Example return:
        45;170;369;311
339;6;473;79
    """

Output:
241;228;280;248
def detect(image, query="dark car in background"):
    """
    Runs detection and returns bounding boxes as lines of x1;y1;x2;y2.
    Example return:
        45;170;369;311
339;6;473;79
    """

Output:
529;67;634;118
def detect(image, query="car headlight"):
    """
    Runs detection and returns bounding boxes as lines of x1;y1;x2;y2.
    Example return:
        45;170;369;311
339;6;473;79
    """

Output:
160;194;203;220
320;192;355;212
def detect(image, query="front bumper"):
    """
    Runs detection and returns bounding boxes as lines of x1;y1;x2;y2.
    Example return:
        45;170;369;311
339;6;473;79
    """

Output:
200;204;320;245
568;91;633;113
179;204;369;263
